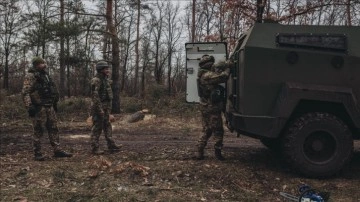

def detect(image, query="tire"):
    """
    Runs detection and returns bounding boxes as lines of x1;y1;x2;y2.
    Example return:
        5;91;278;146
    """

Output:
260;138;282;153
282;112;353;178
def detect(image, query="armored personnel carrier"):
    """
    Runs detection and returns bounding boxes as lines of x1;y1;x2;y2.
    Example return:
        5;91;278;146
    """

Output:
186;23;360;177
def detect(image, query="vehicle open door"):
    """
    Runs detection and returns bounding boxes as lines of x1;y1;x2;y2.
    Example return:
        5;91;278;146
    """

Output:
185;42;227;103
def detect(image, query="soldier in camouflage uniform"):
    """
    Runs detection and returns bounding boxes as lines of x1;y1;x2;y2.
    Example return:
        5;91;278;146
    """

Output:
22;57;72;161
196;55;232;161
90;61;120;155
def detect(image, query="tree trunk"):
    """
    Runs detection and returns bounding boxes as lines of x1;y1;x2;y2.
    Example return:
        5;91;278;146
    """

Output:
167;50;172;95
106;0;121;113
66;37;71;97
192;0;196;42
3;49;9;90
134;0;141;94
84;22;91;96
346;0;352;26
122;16;134;93
167;24;172;95
59;0;65;97
154;44;160;84
256;0;264;23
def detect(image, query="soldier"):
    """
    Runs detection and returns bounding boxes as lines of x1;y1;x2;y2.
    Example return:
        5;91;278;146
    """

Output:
196;55;232;161
90;61;121;155
22;57;72;161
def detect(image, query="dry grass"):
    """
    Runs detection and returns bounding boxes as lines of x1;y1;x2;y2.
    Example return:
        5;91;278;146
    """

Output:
1;94;360;201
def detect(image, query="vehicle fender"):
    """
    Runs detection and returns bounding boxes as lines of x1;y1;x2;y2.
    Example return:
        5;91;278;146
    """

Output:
272;82;360;130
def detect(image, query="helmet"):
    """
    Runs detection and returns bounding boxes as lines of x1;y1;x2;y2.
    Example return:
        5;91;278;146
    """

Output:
32;57;46;66
199;55;215;68
96;61;109;71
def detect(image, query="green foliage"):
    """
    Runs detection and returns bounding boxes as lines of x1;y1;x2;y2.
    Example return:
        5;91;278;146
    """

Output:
57;97;90;117
0;94;91;122
121;96;143;113
0;91;28;121
121;90;198;117
146;84;168;100
141;84;197;116
151;92;198;117
0;89;197;123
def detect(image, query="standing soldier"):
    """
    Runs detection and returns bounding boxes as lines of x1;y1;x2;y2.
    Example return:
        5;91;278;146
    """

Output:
22;57;73;161
196;55;232;161
90;61;120;155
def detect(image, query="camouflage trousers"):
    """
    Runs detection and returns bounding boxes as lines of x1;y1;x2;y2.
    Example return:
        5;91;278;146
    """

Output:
90;105;116;150
198;104;224;150
31;106;60;154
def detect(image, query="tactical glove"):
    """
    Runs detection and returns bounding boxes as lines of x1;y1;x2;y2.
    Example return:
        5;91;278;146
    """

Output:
53;102;58;112
224;67;231;75
28;105;38;117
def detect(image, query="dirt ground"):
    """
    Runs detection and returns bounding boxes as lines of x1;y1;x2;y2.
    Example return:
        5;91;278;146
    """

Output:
1;113;359;202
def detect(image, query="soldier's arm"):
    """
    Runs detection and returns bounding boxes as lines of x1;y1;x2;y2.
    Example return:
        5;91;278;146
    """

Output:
201;70;229;85
21;73;36;108
51;77;60;103
108;79;113;111
214;60;233;72
91;78;104;114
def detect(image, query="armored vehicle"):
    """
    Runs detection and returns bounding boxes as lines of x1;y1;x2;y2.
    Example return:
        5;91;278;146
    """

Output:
186;23;360;177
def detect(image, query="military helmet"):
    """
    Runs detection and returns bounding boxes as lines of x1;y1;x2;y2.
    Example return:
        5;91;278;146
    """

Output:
32;57;46;66
199;55;215;68
96;61;109;71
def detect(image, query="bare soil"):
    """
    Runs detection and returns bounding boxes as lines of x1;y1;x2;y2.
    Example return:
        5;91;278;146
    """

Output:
1;114;359;202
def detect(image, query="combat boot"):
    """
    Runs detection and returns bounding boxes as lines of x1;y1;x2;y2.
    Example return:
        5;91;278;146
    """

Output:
54;150;73;158
34;152;45;161
195;147;205;160
108;144;121;153
92;147;104;155
215;149;225;161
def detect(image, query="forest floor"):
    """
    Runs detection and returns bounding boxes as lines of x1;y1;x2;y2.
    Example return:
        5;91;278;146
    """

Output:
1;113;360;202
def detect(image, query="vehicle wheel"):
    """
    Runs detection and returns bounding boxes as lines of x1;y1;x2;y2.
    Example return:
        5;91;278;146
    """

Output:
260;138;282;153
282;112;353;178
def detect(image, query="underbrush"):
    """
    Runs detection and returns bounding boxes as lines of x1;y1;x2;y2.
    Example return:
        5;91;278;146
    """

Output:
0;90;198;123
56;97;90;119
0;91;28;121
121;92;198;117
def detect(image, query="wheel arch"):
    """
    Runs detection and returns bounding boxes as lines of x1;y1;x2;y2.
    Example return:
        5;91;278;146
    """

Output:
285;100;359;140
273;82;360;140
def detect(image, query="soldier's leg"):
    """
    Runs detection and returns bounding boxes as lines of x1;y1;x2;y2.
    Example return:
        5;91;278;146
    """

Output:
45;107;60;150
196;107;212;159
103;109;114;145
46;107;72;157
32;108;45;161
103;109;120;152
211;111;225;160
91;113;104;154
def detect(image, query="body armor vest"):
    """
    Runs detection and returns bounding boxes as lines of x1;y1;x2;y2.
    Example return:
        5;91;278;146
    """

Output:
197;69;213;100
99;77;113;102
30;69;59;106
197;69;225;104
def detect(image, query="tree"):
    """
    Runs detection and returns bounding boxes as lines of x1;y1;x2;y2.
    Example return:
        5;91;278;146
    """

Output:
119;8;135;93
0;0;22;90
59;0;65;97
134;0;141;94
150;1;166;84
105;0;121;113
164;1;182;95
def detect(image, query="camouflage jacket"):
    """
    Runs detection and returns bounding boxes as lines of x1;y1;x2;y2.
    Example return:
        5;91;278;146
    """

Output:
197;61;232;105
90;73;113;113
22;67;59;108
